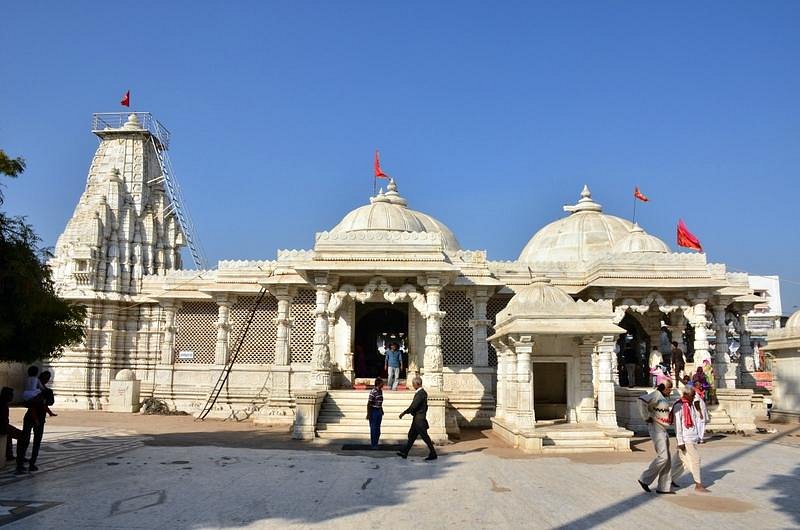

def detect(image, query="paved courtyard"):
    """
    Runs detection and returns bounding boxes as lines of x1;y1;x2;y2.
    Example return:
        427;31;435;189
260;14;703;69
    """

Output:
1;411;798;529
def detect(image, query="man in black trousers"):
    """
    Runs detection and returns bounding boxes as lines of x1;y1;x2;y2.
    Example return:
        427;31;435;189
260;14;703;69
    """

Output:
16;371;55;475
397;376;437;461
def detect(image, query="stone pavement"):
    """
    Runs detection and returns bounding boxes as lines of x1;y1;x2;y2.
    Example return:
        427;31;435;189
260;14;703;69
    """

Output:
1;411;798;529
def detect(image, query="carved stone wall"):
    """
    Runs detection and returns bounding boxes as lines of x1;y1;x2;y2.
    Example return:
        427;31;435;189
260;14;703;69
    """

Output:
228;295;279;364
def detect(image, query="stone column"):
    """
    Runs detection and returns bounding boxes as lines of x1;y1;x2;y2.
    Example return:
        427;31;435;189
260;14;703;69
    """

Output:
311;279;332;390
577;338;597;423
214;296;233;365
691;299;711;365
468;289;491;367
514;336;535;429
713;304;736;389
263;287;295;420
160;302;179;365
423;284;445;391
596;336;618;428
493;340;505;419
503;346;518;424
737;313;756;388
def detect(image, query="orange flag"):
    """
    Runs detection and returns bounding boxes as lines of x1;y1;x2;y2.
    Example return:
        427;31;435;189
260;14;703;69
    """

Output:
374;150;389;179
677;219;703;252
120;90;130;107
634;186;649;202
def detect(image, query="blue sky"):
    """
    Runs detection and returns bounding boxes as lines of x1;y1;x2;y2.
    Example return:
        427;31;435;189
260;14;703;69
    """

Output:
2;2;799;312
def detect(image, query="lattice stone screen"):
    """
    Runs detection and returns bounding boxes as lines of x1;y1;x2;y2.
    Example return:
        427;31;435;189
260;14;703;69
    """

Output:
228;295;279;364
174;301;217;364
441;290;474;366
486;294;512;367
290;289;316;363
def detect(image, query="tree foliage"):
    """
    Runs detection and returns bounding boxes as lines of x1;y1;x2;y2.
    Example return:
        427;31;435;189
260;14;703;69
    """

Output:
0;149;86;363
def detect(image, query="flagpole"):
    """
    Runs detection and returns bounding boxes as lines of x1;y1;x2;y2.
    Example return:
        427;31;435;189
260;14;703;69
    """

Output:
632;193;637;224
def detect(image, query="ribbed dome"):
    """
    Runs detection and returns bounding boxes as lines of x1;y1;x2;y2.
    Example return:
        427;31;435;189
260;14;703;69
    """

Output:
786;309;800;330
518;185;634;263
501;277;577;319
612;224;670;254
329;179;461;252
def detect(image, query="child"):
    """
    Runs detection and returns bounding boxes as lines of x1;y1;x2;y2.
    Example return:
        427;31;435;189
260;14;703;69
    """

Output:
692;380;710;443
22;366;43;402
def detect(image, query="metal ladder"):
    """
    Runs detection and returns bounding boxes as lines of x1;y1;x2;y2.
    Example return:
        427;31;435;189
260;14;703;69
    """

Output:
196;286;268;420
149;131;207;270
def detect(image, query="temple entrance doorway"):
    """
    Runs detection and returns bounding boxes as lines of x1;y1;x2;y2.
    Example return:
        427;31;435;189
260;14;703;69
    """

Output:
533;362;567;421
617;313;650;387
353;303;409;380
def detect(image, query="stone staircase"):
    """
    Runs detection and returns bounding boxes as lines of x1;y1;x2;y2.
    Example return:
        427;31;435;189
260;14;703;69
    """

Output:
315;390;416;441
539;429;618;453
705;405;736;433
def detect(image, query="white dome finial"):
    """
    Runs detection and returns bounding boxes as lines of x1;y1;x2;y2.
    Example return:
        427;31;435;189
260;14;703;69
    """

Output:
564;184;602;214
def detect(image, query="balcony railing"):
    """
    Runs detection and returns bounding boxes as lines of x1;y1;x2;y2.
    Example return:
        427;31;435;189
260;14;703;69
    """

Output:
91;112;171;149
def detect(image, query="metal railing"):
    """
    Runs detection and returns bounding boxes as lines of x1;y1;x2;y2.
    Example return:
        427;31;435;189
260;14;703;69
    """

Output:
91;112;171;149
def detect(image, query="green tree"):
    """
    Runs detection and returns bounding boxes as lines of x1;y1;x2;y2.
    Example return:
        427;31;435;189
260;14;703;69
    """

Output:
0;149;86;363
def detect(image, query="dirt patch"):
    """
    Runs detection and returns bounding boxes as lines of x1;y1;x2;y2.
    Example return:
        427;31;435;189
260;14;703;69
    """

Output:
665;495;755;513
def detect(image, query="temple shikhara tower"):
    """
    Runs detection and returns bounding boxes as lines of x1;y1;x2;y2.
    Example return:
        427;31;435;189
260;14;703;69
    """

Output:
48;112;769;452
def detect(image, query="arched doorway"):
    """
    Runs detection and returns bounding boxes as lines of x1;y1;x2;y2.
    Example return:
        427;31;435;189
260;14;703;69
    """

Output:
353;303;409;380
617;312;650;387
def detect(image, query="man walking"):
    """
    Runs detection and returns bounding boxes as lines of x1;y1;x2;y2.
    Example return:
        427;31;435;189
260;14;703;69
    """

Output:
16;371;54;475
671;341;686;380
385;342;403;390
637;379;674;494
671;385;710;493
366;378;385;449
397;376;437;461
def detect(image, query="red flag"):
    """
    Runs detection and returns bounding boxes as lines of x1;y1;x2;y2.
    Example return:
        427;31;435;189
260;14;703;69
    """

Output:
677;219;703;252
374;150;388;179
634;186;649;202
120;90;130;107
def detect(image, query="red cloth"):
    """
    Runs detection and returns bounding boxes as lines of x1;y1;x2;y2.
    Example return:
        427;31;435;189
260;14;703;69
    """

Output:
680;396;694;428
374;150;388;179
120;90;130;107
677;219;703;251
634;186;649;202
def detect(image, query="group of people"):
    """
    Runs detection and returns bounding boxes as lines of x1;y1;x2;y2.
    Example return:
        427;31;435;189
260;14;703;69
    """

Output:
366;375;437;461
648;341;688;386
1;366;56;475
638;378;711;494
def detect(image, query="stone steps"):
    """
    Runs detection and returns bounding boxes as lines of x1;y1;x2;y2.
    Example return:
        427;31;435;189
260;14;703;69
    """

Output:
316;390;417;441
706;406;736;433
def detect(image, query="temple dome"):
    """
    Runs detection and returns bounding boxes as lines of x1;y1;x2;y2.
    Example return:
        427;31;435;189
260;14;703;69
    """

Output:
786;309;800;330
329;179;461;251
501;277;577;318
518;185;635;263
612;224;670;254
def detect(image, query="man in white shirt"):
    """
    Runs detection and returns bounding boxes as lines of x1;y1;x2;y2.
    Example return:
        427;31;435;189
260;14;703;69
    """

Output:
671;385;710;493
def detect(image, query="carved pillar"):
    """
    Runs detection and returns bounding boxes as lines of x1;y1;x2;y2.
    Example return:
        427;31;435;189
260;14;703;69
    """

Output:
596;336;618;428
713;304;735;389
737;313;756;387
214;296;233;365
468;289;491;367
311;278;332;390
406;302;420;384
691;299;711;365
514;337;535;429
578;338;597;423
493;340;505;419
265;287;295;419
423;284;445;390
503;346;518;424
160;302;179;365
